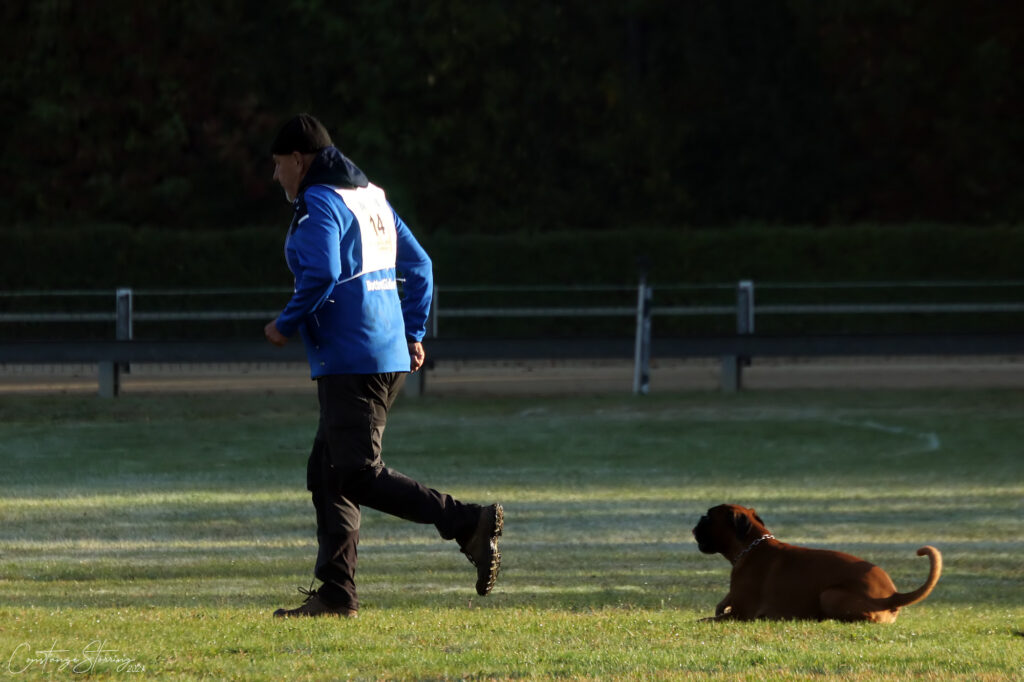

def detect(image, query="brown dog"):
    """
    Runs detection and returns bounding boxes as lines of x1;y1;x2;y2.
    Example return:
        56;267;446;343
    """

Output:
692;504;942;623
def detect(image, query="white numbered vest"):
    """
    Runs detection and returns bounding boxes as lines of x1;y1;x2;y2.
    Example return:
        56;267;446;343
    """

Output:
335;183;398;284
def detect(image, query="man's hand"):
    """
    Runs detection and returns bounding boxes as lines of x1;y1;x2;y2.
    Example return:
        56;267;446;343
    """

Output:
264;320;288;347
409;341;426;372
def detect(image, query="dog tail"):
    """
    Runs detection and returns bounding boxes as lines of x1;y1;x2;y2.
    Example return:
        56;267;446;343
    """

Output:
886;546;942;609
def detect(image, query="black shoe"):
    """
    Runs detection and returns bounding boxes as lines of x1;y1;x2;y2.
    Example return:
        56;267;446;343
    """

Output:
460;503;503;596
273;586;357;618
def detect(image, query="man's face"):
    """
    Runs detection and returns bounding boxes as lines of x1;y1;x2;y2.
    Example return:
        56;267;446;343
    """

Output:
272;152;305;203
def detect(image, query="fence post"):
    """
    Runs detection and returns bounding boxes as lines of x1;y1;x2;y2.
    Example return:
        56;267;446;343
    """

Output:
116;287;133;376
736;279;755;336
99;287;133;397
632;272;653;395
721;280;754;392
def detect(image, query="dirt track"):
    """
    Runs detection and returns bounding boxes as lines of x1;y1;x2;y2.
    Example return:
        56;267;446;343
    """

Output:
3;356;1024;396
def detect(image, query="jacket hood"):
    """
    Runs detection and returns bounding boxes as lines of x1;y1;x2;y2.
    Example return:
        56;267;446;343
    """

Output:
299;146;369;192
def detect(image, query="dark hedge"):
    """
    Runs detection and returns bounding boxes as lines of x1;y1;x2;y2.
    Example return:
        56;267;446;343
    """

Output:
3;223;1021;290
1;2;1021;232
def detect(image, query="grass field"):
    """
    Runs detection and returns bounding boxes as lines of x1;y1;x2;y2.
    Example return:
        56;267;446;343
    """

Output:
0;388;1022;680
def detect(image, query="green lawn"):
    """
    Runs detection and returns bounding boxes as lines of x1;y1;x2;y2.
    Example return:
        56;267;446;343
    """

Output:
0;389;1022;680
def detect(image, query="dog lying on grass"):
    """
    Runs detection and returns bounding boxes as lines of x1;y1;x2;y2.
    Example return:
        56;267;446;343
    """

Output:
692;504;942;623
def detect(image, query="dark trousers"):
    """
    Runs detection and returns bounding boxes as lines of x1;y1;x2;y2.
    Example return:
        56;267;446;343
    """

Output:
307;372;479;610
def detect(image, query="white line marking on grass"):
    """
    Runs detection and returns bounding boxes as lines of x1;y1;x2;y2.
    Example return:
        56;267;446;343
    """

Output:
829;419;941;456
518;407;550;417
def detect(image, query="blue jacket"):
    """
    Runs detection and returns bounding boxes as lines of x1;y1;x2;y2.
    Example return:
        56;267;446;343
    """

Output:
274;147;433;378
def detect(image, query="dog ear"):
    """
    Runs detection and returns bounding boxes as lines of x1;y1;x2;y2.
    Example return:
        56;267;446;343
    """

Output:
732;509;752;538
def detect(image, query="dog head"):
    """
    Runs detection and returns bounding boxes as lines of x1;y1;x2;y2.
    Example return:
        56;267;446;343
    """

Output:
692;504;770;556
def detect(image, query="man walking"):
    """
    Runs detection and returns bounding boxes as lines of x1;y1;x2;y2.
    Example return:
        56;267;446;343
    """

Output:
264;113;502;617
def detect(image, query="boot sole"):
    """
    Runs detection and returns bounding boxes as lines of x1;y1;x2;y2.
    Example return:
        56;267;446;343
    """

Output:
476;503;504;596
273;608;357;618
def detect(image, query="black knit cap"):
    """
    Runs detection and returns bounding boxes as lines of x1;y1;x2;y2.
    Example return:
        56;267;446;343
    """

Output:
270;113;333;155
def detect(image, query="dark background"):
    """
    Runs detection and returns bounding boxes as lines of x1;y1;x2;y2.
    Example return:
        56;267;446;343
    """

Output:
2;1;1021;236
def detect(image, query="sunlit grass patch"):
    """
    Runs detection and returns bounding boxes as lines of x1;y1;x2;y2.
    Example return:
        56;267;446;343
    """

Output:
0;389;1021;679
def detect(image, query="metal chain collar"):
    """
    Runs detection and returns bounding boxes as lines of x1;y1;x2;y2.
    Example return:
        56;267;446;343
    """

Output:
734;533;775;564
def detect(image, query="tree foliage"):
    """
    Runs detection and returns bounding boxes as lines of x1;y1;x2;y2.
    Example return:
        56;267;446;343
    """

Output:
1;1;1020;232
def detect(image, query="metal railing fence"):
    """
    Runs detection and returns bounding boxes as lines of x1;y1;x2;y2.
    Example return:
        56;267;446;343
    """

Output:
5;280;1024;329
3;280;1024;396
